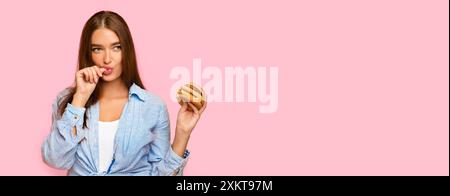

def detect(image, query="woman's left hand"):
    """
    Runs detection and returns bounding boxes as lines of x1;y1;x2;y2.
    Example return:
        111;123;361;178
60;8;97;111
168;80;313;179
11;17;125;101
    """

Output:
172;100;206;159
175;101;207;136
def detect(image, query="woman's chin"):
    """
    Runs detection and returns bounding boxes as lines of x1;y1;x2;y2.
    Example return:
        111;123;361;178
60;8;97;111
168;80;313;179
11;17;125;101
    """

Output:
101;75;119;82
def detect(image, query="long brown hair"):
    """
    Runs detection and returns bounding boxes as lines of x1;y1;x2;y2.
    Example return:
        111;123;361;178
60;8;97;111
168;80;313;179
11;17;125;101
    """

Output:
58;11;145;128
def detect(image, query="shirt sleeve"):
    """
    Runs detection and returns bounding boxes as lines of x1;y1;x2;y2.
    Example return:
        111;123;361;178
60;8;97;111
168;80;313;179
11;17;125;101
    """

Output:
41;95;87;170
147;103;190;176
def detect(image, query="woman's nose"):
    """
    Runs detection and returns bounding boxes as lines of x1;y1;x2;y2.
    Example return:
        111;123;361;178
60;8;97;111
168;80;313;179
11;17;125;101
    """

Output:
103;50;112;64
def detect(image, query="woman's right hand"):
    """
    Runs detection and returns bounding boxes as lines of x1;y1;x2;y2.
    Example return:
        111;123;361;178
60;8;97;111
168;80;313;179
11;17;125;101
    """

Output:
71;66;105;107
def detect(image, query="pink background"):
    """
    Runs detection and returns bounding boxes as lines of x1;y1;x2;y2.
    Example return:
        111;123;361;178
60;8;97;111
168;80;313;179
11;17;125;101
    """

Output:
0;0;448;175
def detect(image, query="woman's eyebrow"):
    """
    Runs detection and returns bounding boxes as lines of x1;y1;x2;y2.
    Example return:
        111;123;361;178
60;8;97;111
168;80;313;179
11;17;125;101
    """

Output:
91;43;103;47
91;42;120;47
111;42;121;46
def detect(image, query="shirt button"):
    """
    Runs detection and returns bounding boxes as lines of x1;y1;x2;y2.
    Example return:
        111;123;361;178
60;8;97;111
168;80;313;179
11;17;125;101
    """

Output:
74;116;78;120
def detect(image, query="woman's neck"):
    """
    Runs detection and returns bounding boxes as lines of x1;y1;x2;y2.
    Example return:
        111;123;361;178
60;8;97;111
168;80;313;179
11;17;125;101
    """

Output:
99;79;129;100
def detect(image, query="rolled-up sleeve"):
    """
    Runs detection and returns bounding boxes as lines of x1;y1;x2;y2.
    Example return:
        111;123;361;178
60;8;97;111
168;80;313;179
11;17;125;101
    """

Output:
147;103;189;176
41;95;86;170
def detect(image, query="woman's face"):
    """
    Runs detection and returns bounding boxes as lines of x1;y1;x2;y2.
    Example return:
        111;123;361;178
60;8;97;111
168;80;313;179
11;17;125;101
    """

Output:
91;28;123;82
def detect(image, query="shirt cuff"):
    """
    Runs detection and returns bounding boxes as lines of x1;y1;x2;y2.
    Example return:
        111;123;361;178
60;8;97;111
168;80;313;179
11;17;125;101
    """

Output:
60;103;86;143
62;103;86;126
166;147;190;175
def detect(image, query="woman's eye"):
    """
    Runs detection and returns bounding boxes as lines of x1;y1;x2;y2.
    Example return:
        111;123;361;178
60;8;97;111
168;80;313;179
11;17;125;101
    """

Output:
113;46;121;51
92;48;102;53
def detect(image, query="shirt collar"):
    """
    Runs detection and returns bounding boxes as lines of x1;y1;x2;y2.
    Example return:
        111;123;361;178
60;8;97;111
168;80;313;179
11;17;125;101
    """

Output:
128;83;147;102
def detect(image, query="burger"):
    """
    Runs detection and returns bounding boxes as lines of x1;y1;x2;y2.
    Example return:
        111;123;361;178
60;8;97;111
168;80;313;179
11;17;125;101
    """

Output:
176;83;206;111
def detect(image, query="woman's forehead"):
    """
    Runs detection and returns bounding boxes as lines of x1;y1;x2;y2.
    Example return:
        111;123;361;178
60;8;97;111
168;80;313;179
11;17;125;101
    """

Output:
91;28;120;46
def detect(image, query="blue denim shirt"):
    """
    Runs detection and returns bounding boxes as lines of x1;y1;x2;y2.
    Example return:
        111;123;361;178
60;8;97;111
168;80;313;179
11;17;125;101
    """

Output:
42;83;189;176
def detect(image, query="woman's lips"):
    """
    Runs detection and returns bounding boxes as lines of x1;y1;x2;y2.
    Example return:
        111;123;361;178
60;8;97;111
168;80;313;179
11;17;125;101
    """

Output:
103;67;113;75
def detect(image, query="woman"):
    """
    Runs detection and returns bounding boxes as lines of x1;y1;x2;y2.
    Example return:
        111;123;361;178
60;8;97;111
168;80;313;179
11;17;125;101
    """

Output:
41;11;206;176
